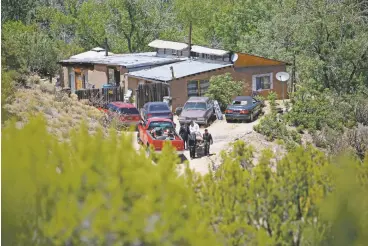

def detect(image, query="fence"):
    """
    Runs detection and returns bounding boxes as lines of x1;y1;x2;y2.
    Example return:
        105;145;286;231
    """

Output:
135;83;170;109
75;87;125;107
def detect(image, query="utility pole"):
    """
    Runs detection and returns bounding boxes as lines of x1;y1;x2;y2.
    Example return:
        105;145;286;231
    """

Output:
188;22;192;58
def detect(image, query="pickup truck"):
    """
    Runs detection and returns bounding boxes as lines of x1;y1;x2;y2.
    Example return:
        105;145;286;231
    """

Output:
137;118;184;155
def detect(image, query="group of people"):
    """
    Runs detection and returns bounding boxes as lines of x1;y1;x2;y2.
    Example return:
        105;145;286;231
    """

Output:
179;120;213;159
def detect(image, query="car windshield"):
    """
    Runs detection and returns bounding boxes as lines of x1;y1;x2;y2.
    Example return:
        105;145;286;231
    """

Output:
232;100;250;106
149;104;169;111
119;108;139;115
148;121;173;130
184;102;206;110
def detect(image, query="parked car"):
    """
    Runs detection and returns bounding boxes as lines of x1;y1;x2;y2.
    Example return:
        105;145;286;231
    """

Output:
137;118;184;155
225;96;262;123
177;97;215;126
104;102;141;127
140;102;173;121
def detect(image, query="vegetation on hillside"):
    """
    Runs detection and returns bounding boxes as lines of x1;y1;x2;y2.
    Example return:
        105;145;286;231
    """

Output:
3;118;368;245
2;0;368;244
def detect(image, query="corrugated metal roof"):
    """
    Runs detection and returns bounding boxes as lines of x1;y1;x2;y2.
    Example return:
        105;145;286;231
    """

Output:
191;45;229;56
128;59;232;82
61;52;186;68
148;39;188;51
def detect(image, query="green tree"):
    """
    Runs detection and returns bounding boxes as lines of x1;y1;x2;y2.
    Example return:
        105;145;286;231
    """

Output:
205;73;244;110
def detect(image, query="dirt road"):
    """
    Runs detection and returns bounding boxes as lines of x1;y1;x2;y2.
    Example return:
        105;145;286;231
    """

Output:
174;116;260;175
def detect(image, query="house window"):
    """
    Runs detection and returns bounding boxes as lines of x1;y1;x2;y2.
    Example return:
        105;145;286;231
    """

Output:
252;73;273;91
187;79;210;97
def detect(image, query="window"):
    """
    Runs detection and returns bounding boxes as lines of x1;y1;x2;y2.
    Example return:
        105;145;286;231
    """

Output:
187;80;209;97
252;73;273;91
119;108;139;115
148;121;174;130
184;102;207;110
149;104;170;111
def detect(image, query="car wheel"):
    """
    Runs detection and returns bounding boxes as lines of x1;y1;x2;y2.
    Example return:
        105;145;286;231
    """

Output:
250;113;254;122
226;119;232;123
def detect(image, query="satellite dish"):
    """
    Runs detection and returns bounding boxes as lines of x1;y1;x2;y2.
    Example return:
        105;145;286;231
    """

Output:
231;53;239;63
276;72;290;82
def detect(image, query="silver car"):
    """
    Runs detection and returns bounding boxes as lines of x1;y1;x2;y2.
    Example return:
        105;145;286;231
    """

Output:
176;97;215;126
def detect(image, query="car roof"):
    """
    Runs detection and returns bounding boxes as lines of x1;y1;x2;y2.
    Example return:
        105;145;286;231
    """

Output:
234;96;252;101
187;97;209;102
109;102;137;108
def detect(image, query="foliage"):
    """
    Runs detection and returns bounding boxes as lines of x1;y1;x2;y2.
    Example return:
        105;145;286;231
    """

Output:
3;117;368;245
197;144;331;245
2;116;219;245
1;21;81;78
286;86;357;131
4;88;103;141
205;73;244;110
267;91;278;113
1;66;16;123
254;113;301;151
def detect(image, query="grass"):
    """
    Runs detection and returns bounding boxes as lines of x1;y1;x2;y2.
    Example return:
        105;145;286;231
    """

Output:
4;88;105;141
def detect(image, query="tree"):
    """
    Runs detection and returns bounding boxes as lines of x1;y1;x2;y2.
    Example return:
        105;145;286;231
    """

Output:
205;73;244;110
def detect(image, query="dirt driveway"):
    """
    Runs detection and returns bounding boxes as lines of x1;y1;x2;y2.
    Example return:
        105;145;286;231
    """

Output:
174;116;261;175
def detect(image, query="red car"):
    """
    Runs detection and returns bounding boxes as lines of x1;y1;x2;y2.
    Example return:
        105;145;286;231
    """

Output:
104;102;141;127
137;118;184;155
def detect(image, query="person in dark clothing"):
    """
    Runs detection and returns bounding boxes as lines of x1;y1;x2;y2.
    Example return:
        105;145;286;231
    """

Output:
179;123;189;149
188;132;197;159
203;129;213;156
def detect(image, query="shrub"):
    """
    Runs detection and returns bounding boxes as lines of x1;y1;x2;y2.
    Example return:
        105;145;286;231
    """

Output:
356;96;368;126
205;73;244;111
254;112;301;148
267;91;278;113
2;116;219;245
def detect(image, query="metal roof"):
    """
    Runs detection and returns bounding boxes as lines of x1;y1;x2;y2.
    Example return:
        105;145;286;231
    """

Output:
191;45;229;56
60;52;185;68
148;39;188;51
128;59;232;82
70;49;114;59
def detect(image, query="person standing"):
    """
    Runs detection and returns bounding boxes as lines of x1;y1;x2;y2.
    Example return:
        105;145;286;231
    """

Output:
189;120;199;134
188;132;197;159
179;123;189;150
203;129;213;156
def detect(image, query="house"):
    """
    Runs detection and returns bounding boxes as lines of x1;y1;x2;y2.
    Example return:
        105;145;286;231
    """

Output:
58;46;185;92
58;40;289;111
126;40;289;111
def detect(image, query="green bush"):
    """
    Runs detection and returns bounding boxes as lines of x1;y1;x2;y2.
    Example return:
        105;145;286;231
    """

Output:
2;116;218;245
205;73;244;111
3;116;368;245
287;87;357;131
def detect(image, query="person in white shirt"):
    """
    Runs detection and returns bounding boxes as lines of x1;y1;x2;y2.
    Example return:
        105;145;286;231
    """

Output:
189;120;200;134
